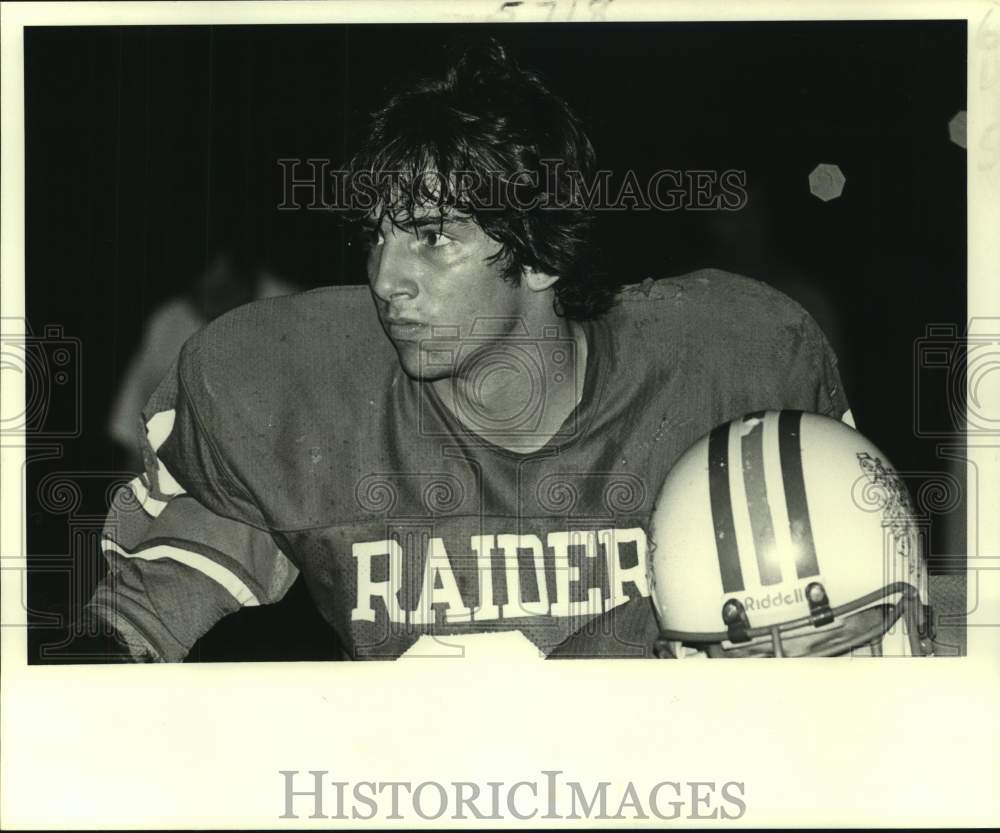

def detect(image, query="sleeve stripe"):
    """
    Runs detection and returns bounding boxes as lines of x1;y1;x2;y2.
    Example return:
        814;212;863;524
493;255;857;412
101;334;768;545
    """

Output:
128;476;167;518
153;455;185;498
145;409;185;496
146;408;175;451
102;536;261;607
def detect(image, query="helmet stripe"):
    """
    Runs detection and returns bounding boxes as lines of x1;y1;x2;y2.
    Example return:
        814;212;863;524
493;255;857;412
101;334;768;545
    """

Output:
740;413;782;585
777;410;821;578
708;421;745;593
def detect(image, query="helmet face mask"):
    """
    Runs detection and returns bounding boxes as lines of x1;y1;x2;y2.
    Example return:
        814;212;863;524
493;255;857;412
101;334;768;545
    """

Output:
658;587;930;658
649;411;934;659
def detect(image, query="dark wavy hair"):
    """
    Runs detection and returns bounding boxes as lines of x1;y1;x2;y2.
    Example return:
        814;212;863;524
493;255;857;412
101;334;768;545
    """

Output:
345;39;616;321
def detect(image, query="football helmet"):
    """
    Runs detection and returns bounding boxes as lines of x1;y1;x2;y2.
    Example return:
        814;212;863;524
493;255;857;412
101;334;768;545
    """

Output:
648;410;934;658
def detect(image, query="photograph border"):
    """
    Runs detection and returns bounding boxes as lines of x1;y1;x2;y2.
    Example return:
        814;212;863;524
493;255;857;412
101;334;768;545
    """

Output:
2;0;998;828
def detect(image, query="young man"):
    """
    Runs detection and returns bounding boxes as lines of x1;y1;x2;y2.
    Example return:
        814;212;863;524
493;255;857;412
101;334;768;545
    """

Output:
84;41;849;661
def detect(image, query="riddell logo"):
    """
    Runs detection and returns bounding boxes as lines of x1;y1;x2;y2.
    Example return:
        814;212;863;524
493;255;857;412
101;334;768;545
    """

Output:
743;587;806;611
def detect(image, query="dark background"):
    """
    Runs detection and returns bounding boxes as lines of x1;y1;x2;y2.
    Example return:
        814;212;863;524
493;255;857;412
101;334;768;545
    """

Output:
23;21;967;662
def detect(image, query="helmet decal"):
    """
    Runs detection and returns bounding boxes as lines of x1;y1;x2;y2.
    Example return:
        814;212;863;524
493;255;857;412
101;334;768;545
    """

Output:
856;452;918;563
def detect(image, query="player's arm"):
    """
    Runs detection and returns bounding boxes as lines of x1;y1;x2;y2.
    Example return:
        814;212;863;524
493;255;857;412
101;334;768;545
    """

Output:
83;356;298;662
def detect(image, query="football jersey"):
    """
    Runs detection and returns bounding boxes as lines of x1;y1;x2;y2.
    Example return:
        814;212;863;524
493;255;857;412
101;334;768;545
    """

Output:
87;269;850;660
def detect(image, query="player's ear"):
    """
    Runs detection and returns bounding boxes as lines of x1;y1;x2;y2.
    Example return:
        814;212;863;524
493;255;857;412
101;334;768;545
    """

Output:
521;266;559;293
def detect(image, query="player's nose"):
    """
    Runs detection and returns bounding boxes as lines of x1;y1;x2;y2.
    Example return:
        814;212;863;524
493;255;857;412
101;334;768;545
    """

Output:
368;236;416;302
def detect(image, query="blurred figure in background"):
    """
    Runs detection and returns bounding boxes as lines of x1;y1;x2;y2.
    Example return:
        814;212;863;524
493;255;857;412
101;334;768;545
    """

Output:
108;244;298;471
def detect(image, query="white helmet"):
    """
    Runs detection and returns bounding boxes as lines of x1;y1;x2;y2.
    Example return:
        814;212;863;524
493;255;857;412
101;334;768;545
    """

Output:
649;410;933;658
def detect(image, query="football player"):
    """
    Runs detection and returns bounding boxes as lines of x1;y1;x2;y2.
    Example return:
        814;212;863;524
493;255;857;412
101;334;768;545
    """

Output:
82;40;852;661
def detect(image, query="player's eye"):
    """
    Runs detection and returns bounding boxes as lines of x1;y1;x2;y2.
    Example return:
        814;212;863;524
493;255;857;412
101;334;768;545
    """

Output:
358;226;384;248
417;229;451;249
